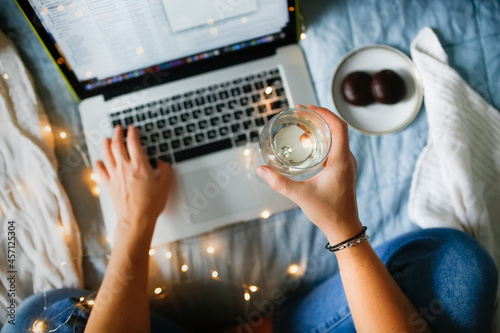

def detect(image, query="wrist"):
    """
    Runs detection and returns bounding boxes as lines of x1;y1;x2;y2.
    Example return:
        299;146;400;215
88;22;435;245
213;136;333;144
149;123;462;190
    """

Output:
320;219;364;245
321;222;373;261
111;229;152;265
115;216;156;245
334;240;373;261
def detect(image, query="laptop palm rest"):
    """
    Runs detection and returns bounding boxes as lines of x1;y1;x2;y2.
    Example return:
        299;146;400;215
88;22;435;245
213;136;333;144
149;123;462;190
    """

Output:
180;161;261;224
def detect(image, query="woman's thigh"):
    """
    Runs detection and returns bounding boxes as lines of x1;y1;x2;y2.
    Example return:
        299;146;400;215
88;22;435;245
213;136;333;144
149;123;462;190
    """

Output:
275;228;498;333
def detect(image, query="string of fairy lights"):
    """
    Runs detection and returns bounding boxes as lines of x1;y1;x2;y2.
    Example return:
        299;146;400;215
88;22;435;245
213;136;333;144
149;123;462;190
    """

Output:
29;257;303;333
2;26;308;331
25;136;303;331
2;92;303;333
31;243;303;332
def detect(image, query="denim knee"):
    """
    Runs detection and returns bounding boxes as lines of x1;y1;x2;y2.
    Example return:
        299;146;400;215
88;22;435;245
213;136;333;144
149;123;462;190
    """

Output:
0;289;92;333
382;228;498;333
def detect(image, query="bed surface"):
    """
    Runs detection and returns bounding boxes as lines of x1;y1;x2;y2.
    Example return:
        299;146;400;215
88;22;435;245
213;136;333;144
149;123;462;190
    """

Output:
1;0;499;328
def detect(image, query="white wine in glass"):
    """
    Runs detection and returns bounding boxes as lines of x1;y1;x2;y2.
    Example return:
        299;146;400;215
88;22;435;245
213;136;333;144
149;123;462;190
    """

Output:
259;107;332;181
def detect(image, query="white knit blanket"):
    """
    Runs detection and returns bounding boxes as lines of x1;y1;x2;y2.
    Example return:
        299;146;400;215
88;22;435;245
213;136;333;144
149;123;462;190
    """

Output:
0;31;83;326
409;27;500;329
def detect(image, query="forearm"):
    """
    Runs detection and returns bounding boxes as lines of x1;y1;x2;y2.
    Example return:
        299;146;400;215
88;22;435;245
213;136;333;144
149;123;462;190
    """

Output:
326;230;430;333
85;220;154;333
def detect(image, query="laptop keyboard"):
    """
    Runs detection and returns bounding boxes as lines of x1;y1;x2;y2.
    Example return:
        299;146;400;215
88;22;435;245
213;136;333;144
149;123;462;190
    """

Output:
109;68;288;166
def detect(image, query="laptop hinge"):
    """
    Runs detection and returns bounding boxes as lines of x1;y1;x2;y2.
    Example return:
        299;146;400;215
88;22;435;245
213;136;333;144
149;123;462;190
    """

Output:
103;47;277;101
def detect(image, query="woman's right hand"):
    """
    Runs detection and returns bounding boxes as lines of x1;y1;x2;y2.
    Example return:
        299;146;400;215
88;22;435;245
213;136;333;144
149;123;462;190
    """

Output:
257;105;362;244
95;126;173;240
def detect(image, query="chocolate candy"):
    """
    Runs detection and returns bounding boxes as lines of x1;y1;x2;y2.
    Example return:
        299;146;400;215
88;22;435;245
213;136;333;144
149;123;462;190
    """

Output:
341;71;374;106
371;70;406;104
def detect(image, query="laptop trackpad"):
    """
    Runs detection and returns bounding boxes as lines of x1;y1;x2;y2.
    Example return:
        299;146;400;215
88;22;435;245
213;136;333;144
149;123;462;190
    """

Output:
180;161;260;224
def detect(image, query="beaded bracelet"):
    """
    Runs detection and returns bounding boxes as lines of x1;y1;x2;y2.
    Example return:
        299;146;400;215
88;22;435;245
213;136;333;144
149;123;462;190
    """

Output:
325;226;369;252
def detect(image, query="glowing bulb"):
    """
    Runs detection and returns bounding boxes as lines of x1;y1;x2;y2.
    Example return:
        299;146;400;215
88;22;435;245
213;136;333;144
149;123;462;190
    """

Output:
75;9;83;17
210;27;218;36
90;173;98;181
16;185;22;191
60;261;67;267
300;33;307;40
60;131;67;139
211;270;218;278
154;287;162;294
32;320;45;332
249;285;258;292
149;249;156;256
79;297;85;302
87;300;94;306
289;6;295;11
57;4;64;11
244;149;251;156
206;246;215;254
92;186;100;196
105;235;111;243
181;264;188;272
207;18;214;25
165;251;172;259
261;210;270;219
288;264;299;275
85;70;92;78
244;292;250;301
58;225;65;234
3;73;8;80
265;86;273;94
241;17;247;23
136;47;144;55
44;125;51;132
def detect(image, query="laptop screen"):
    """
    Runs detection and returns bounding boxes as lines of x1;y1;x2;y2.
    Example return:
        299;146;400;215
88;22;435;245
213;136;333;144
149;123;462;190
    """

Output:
18;0;298;100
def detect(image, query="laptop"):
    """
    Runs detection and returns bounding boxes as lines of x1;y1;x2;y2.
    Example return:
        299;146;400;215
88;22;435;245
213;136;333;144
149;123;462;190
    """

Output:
17;0;318;246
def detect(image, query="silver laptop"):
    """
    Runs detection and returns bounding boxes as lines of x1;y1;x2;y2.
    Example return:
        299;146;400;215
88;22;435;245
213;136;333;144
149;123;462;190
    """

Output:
18;0;317;245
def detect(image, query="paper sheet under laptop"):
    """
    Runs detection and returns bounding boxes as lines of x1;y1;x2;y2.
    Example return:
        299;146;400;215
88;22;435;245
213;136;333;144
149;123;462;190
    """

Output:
163;0;258;33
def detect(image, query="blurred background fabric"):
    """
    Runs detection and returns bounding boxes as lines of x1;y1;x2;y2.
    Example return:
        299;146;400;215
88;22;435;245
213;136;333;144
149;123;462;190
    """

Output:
0;0;499;330
0;30;83;327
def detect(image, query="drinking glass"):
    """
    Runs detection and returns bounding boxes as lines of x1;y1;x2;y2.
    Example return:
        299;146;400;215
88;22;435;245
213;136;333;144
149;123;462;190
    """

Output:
259;107;332;181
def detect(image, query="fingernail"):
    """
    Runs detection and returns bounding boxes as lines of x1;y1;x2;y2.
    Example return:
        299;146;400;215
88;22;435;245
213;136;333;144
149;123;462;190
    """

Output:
256;167;268;178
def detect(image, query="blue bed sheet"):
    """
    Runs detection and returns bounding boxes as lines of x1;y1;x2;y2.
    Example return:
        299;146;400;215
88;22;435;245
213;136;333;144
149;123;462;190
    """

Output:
1;0;499;329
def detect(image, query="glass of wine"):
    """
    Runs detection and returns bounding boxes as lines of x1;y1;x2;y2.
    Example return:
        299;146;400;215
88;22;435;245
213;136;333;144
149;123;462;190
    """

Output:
259;107;332;181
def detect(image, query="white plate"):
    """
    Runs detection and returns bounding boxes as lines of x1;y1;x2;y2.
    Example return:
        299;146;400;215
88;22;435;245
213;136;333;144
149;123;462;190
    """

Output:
331;45;423;135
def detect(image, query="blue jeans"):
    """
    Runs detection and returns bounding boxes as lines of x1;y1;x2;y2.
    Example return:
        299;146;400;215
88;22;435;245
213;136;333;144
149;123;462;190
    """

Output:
275;228;498;332
2;228;497;333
